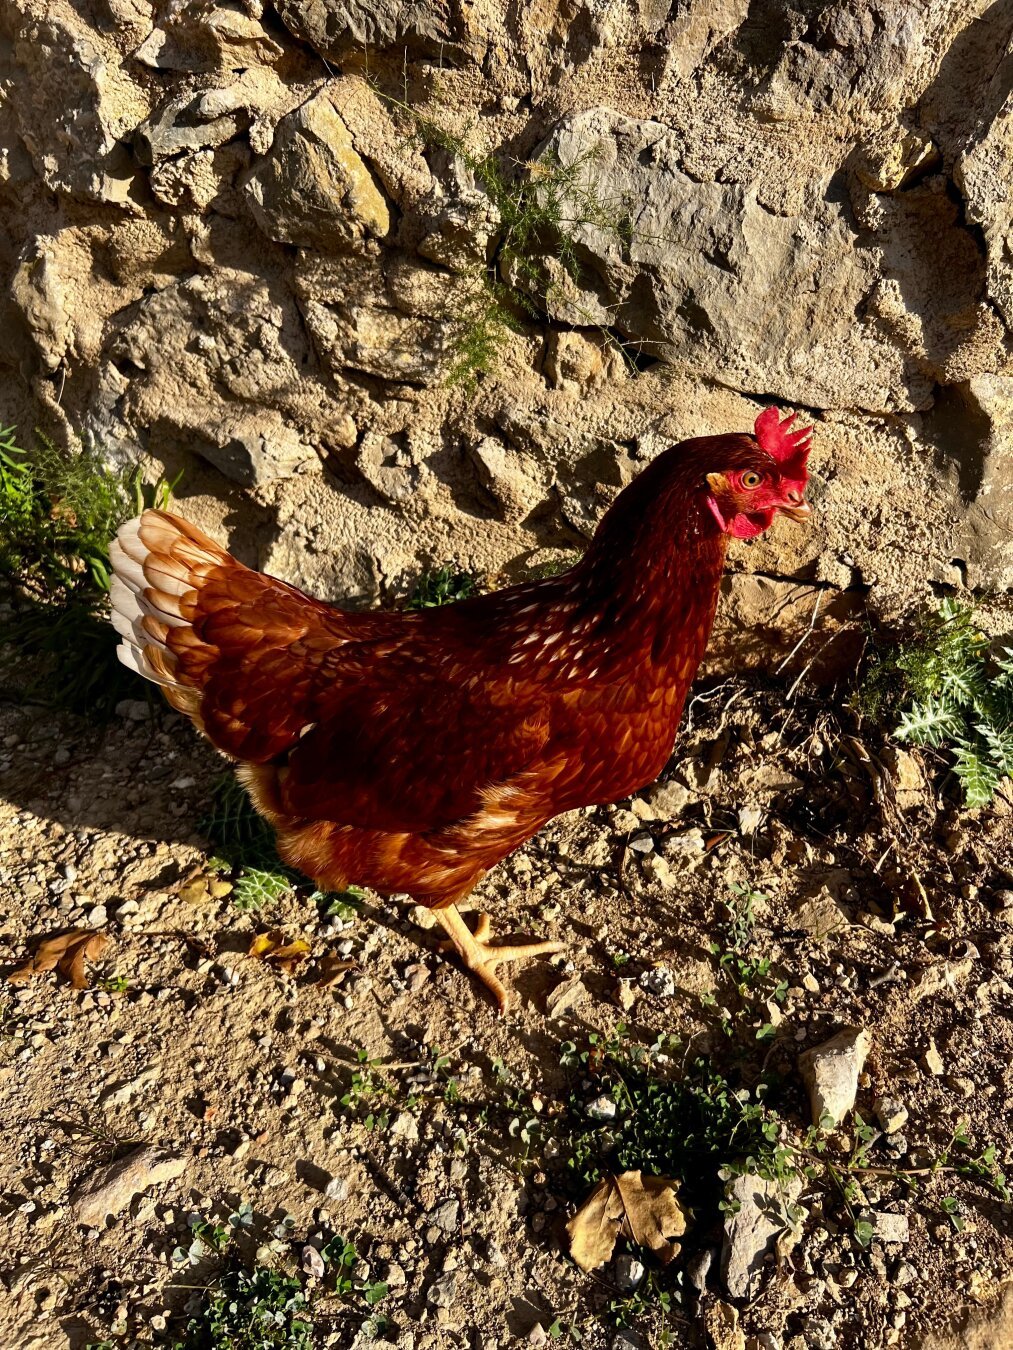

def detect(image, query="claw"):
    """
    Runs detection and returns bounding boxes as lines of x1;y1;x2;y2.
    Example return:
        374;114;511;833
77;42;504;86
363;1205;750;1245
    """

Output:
431;906;565;1014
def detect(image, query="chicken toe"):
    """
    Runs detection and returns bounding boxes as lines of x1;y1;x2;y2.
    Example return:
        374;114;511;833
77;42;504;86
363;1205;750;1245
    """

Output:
431;904;565;1015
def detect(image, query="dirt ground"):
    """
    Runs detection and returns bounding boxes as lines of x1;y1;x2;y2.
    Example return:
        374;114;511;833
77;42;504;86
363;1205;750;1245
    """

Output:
2;663;1013;1350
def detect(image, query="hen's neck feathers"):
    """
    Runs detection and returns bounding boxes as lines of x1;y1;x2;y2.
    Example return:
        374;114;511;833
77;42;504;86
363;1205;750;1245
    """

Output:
564;436;743;671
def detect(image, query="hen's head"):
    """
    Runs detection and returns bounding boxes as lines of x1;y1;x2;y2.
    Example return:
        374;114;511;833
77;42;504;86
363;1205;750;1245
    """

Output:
703;407;813;540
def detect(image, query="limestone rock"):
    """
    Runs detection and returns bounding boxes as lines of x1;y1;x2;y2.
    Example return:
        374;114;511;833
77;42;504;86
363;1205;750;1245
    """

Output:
798;1027;872;1127
245;89;390;249
469;436;549;523
545;330;624;394
135;5;285;73
135;91;249;165
793;886;850;941
193;413;312;487
414;150;500;272
721;1172;803;1301
356;432;421;503
873;1095;909;1135
274;0;455;55
8;14;145;202
295;253;456;385
533;107;914;412
72;1147;186;1227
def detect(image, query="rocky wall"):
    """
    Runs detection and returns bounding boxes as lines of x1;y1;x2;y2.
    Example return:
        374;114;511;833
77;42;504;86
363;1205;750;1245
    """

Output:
2;0;1012;675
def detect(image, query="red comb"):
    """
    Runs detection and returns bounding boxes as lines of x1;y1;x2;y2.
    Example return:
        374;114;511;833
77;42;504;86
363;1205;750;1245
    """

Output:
756;402;815;477
754;406;812;479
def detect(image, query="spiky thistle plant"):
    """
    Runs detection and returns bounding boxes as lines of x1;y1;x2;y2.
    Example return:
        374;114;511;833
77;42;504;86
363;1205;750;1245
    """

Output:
862;599;1013;807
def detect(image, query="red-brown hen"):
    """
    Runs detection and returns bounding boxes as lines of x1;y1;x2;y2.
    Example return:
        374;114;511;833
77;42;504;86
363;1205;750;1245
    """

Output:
109;408;813;1011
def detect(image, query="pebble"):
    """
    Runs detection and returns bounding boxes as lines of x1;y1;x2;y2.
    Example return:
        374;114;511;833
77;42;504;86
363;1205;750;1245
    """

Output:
426;1272;458;1308
431;1199;459;1233
892;1261;916;1286
87;904;107;927
613;1254;646;1291
628;833;654;854
874;1095;909;1134
868;1211;910;1244
528;1325;547;1346
640;966;676;997
798;1026;871;1126
381;1261;407;1289
585;1094;618;1122
922;1039;945;1076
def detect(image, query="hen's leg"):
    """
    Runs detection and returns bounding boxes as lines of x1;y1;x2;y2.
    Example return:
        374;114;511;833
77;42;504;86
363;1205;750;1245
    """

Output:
432;904;565;1015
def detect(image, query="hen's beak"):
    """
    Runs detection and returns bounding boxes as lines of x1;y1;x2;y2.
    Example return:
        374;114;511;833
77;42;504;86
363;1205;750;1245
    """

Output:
779;498;812;523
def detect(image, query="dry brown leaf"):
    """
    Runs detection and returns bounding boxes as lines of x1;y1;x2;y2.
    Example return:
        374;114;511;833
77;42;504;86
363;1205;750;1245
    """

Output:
7;929;110;990
247;930;311;974
566;1170;687;1272
315;956;358;988
179;874;233;904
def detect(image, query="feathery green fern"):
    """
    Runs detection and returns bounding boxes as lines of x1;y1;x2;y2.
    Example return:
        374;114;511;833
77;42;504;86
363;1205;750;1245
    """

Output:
0;424;178;716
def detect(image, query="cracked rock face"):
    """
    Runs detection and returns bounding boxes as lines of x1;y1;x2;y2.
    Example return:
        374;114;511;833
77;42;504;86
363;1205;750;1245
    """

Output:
2;0;1013;635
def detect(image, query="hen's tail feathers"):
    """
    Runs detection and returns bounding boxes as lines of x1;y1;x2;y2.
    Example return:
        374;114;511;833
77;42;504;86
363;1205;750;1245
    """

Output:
109;509;230;729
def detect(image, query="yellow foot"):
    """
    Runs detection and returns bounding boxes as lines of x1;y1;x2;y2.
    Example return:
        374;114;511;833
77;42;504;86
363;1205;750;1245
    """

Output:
432;905;566;1015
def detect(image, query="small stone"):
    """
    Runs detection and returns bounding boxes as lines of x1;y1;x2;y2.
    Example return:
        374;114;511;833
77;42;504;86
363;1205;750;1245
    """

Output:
301;1245;325;1279
545;975;587;1019
381;1261;407;1288
722;1173;804;1300
922;1039;944;1076
528;1325;547;1347
585;1094;617;1122
798;1027;872;1127
87;904;107;927
737;806;763;836
868;1211;910;1244
642;854;675;887
640;966;676;998
72;1147;186;1227
613;1254;646;1291
628;832;654;854
874;1096;909;1135
646;778;691;817
426;1271;458;1308
686;1247;713;1295
324;1176;348;1202
115;698;150;722
431;1199;459;1233
892;1261;916;1286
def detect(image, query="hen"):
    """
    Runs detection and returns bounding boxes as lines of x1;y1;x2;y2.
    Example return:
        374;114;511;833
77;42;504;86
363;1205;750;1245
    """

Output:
109;407;812;1012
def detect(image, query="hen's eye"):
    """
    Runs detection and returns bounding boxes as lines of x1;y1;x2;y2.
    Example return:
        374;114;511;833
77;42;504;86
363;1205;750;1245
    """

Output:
741;470;763;489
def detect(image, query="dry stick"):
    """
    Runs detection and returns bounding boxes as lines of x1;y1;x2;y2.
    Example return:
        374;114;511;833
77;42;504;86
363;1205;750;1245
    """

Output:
774;591;823;676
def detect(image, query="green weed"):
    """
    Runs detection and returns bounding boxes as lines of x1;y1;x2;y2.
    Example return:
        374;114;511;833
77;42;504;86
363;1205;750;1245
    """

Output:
858;598;1013;806
560;1027;786;1206
704;884;788;1044
339;1049;398;1132
169;1265;313;1350
0;423;178;717
405;563;479;610
379;91;634;387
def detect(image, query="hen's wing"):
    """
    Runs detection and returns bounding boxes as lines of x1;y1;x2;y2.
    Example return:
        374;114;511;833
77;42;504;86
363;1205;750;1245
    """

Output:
110;510;553;830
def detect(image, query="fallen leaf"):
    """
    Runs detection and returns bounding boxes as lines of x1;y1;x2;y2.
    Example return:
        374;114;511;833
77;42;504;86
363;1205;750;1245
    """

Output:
7;929;110;989
247;930;311;974
315;955;358;988
566;1170;687;1272
179;874;233;904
